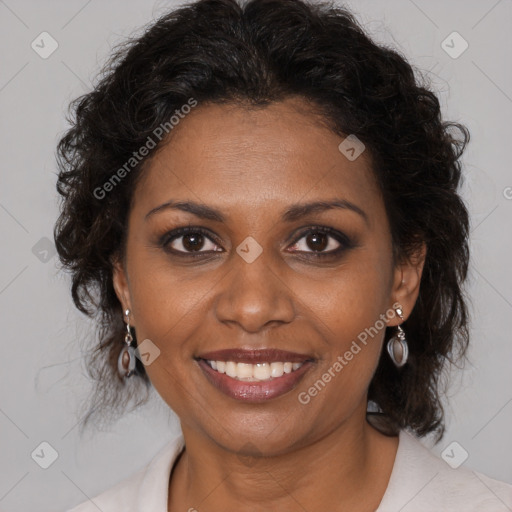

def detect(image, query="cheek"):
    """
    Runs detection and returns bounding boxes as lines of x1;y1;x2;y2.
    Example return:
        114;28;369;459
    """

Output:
127;262;205;413
300;247;393;334
296;294;387;419
294;248;392;398
126;244;208;336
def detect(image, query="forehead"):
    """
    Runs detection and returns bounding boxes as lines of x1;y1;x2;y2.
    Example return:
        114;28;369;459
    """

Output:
133;98;382;222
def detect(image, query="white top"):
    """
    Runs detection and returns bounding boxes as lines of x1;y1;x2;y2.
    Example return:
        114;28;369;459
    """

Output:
67;429;512;512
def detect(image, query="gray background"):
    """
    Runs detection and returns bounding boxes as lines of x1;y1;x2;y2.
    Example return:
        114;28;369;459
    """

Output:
0;0;511;510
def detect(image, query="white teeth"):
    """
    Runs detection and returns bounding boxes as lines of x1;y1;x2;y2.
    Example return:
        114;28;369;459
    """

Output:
270;362;284;378
225;361;237;378
205;360;305;381
237;363;254;379
254;362;271;380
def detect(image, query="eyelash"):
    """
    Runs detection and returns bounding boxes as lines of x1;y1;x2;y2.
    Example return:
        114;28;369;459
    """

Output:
158;225;355;260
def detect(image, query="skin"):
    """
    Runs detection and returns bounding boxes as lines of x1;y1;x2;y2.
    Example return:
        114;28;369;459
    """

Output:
112;97;426;512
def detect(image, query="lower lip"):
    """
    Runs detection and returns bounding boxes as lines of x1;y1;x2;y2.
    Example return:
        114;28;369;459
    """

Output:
197;359;314;402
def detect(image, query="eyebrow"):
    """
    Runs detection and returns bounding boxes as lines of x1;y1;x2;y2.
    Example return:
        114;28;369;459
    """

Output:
145;198;369;225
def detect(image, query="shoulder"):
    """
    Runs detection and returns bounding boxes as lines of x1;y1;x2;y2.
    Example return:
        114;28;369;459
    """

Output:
378;429;512;512
65;435;185;512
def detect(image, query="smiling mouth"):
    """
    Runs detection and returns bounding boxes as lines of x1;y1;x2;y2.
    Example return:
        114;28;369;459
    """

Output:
196;357;315;402
200;359;307;381
195;347;315;381
194;348;316;401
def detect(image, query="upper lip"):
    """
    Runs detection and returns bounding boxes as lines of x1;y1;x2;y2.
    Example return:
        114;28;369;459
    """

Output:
197;348;314;364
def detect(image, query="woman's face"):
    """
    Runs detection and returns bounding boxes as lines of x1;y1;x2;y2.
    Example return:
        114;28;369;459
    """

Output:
113;97;424;455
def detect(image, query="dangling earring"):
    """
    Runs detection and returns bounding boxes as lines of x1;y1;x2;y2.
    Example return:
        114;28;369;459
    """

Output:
118;308;136;378
387;305;409;367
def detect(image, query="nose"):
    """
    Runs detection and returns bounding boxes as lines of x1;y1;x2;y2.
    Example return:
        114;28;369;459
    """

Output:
214;250;296;333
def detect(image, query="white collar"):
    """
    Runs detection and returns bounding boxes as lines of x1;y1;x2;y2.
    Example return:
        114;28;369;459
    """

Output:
136;434;185;512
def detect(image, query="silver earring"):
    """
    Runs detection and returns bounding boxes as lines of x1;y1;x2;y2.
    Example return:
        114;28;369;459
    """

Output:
387;305;409;368
118;308;136;378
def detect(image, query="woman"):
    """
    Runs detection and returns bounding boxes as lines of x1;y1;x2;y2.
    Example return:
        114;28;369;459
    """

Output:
54;0;512;510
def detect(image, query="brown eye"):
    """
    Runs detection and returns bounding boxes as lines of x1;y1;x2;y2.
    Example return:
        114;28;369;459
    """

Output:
289;229;342;254
163;228;222;254
305;232;329;252
181;233;206;252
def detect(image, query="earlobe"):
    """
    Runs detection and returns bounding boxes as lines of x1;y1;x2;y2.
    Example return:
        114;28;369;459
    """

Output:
389;242;427;325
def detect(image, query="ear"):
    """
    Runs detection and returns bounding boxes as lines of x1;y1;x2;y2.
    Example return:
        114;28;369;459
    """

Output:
112;255;133;322
388;242;427;326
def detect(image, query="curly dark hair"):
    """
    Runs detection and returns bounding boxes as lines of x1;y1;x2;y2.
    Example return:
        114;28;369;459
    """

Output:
54;0;470;439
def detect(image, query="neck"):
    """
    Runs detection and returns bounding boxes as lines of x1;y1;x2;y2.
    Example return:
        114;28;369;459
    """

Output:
168;405;399;512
